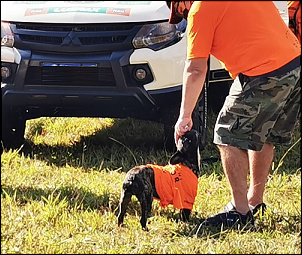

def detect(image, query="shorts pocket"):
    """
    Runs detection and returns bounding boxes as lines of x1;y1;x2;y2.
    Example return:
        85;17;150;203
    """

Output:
217;96;260;137
224;96;260;117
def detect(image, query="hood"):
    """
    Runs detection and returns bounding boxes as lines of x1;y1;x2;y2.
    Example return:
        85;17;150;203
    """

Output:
1;1;170;23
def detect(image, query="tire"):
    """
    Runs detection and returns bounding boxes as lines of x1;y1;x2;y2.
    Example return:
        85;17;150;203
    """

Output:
193;59;210;153
162;106;178;152
1;109;26;150
192;85;207;152
164;122;176;151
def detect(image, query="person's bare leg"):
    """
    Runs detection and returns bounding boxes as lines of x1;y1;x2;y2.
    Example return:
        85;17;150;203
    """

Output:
247;142;274;207
217;145;250;214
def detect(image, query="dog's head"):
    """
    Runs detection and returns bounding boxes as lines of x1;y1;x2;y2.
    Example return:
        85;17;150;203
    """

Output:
169;129;201;176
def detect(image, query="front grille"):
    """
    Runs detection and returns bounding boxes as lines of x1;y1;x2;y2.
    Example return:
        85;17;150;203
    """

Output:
19;34;63;45
16;23;135;32
25;66;116;87
11;22;142;52
12;22;154;87
79;35;127;45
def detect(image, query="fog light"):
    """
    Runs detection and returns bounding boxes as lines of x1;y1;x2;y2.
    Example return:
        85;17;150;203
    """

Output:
135;68;147;80
1;66;11;78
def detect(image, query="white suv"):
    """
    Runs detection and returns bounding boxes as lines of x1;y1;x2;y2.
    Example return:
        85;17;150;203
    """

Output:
1;1;288;150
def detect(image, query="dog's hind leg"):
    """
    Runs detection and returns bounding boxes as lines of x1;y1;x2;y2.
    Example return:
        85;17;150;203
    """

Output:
138;191;153;231
117;191;132;227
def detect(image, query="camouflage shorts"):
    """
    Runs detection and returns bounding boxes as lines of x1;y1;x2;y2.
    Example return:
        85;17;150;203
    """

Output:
213;66;301;151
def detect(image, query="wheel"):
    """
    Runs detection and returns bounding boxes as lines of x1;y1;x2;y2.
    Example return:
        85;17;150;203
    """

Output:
162;106;178;151
1;109;26;150
164;122;176;151
193;59;210;153
192;85;207;151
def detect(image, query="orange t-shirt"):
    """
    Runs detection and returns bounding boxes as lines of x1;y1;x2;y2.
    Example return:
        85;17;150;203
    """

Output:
187;1;301;79
288;1;301;44
147;164;198;210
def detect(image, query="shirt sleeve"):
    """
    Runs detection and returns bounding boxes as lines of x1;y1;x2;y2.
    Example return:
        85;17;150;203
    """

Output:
186;1;218;59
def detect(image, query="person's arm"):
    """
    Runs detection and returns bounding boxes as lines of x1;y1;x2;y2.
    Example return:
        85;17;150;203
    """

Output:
174;57;208;145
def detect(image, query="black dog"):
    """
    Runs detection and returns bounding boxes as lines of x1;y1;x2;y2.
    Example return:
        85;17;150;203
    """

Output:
117;129;201;231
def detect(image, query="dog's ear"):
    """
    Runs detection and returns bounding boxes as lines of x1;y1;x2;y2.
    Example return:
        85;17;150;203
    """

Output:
169;151;184;165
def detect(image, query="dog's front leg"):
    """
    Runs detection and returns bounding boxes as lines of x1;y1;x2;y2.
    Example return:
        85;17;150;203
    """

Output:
180;208;191;222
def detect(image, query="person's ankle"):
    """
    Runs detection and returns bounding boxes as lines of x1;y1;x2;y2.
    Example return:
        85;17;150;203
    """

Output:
232;202;250;215
249;203;267;216
248;202;263;208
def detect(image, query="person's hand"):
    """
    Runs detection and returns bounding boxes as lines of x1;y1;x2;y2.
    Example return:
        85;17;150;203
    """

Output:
174;116;193;146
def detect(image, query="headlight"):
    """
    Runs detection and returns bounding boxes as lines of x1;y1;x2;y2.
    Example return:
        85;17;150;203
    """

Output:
1;22;14;47
132;19;186;51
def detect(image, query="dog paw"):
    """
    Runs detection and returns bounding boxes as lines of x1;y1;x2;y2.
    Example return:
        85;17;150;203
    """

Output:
142;226;149;231
118;222;125;227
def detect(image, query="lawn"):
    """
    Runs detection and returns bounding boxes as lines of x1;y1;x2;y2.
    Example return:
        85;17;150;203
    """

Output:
1;113;301;254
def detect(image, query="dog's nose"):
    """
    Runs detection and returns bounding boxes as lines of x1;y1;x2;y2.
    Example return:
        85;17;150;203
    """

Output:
183;137;191;143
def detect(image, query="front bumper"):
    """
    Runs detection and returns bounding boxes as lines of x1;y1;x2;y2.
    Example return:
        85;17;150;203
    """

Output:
1;47;183;122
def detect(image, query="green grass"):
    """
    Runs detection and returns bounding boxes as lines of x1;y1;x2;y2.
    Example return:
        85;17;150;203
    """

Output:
1;112;301;254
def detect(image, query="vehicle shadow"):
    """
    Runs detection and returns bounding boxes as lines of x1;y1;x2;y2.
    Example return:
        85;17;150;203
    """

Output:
1;184;116;211
15;118;174;171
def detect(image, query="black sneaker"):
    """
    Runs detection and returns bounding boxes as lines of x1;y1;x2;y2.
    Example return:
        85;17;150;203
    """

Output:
249;203;267;216
203;202;255;229
225;201;267;216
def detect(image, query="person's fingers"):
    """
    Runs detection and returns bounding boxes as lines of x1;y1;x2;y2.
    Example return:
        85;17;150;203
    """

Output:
174;118;193;146
174;131;182;147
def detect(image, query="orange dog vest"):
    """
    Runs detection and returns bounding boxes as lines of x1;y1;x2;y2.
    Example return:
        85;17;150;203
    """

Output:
147;164;198;210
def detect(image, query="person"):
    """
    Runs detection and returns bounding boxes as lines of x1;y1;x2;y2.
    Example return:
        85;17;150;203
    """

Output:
170;1;301;229
288;1;301;44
